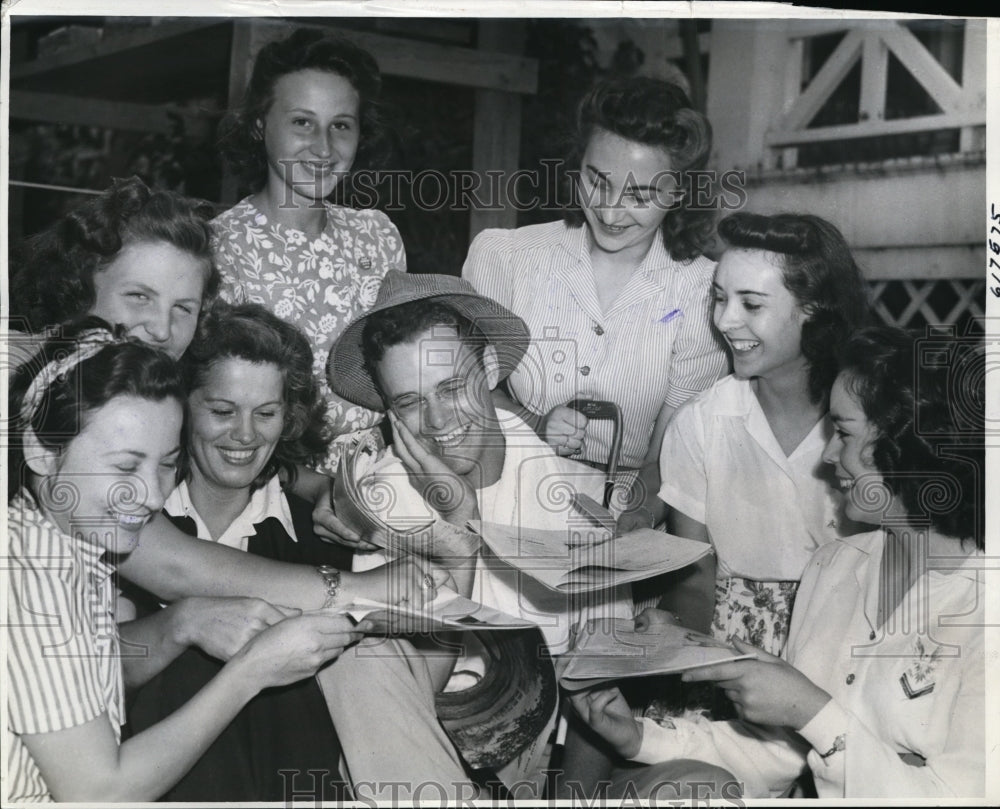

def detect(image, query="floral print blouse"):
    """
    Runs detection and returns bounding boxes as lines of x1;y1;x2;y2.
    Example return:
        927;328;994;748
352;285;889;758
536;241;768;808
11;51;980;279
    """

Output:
211;198;406;473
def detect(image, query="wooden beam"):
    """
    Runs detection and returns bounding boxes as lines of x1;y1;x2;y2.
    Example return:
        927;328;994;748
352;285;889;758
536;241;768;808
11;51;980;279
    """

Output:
959;20;987;151
781;28;864;131
767;110;985;146
220;20;270;205
779;35;805;169
9;89;213;134
854;245;983;281
660;31;711;61
247;19;537;95
469;20;526;238
11;19;224;80
858;31;887;123
880;24;963;113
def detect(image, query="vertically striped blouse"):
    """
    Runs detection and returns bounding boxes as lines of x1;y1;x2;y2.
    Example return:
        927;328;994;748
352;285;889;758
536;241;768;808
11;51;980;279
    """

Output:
5;492;123;803
463;220;727;469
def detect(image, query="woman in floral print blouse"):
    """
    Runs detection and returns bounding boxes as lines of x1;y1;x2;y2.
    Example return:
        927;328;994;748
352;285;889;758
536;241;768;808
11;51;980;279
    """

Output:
213;29;405;534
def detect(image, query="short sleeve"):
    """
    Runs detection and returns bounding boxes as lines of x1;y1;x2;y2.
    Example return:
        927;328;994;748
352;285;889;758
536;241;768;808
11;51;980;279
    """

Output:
7;554;108;735
657;393;710;523
664;259;728;409
209;208;249;303
368;209;407;274
462;228;514;307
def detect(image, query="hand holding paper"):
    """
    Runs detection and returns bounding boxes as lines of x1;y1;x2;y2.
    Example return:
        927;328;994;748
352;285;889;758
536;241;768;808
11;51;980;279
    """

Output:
558;618;754;691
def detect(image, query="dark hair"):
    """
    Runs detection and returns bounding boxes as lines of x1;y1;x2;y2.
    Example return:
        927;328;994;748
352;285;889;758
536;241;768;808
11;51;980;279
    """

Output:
218;27;388;192
361;299;488;403
837;327;983;548
182;302;330;490
718;212;874;406
8;317;186;499
562;76;714;262
10;176;219;335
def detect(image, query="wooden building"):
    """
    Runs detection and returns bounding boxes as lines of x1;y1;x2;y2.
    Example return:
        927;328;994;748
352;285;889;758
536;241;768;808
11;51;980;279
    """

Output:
8;15;987;331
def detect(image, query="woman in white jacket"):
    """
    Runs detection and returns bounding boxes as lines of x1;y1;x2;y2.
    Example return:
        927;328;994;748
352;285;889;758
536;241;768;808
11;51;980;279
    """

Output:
571;326;985;799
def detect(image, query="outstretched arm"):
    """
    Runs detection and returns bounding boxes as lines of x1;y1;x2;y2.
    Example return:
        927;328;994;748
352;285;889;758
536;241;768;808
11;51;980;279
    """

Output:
118;597;298;689
21;612;366;802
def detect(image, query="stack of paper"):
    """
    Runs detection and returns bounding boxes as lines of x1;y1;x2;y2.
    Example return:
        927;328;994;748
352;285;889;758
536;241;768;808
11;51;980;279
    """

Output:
468;521;712;593
559;619;755;691
342;588;536;634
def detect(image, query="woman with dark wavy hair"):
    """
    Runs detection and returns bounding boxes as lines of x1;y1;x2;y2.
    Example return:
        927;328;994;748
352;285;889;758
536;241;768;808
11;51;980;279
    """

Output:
6;319;363;802
212;27;405;482
638;212;874;655
463;75;727;476
573;326;984;799
10;176;219;359
121;302;355;801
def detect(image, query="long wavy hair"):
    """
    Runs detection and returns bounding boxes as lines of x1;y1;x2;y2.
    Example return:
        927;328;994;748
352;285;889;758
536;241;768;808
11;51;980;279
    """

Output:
562;75;714;262
837;326;983;548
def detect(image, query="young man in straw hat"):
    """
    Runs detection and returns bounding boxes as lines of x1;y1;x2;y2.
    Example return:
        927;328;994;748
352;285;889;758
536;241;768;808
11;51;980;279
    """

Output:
316;271;632;799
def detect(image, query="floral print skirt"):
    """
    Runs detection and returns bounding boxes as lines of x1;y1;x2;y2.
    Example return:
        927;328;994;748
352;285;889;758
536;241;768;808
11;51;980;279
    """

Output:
643;576;799;725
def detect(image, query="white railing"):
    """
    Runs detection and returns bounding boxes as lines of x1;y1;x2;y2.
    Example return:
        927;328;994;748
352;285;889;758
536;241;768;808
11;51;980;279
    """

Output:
767;20;985;169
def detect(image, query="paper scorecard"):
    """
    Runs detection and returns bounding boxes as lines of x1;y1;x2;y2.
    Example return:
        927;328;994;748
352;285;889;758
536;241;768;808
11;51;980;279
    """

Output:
342;587;536;634
558;618;756;691
467;520;712;593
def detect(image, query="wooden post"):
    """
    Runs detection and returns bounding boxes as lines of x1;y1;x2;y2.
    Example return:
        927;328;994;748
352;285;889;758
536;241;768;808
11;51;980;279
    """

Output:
469;20;527;240
705;20;794;174
220;20;265;206
959;19;986;153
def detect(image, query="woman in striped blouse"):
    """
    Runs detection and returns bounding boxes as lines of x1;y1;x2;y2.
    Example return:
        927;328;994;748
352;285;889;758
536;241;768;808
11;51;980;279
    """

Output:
463;75;728;480
5;322;365;802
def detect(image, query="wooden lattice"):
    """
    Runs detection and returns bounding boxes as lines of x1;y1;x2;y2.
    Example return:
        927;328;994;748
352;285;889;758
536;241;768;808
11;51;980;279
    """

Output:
870;278;985;333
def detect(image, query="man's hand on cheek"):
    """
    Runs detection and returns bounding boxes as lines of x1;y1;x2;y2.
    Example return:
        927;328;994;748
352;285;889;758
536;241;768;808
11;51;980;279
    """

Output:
388;410;480;526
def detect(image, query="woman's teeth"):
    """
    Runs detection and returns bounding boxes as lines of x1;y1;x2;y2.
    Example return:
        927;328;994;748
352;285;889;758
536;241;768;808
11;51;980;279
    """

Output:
838;478;854;490
219;448;256;464
111;512;150;529
729;339;760;352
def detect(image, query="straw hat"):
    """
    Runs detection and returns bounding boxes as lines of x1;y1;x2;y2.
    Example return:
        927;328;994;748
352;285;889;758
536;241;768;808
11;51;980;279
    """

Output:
326;271;530;411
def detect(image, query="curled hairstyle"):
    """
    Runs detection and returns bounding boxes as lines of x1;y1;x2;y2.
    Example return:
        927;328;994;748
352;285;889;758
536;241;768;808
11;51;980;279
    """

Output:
563;76;714;262
182;302;330;490
218;27;388;191
719;212;874;406
10;176;219;334
837;327;983;548
361;299;488;404
8;318;186;499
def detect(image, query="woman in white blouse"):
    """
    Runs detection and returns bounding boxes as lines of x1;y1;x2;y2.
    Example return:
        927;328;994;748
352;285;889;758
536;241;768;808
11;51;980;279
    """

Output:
571;326;985;799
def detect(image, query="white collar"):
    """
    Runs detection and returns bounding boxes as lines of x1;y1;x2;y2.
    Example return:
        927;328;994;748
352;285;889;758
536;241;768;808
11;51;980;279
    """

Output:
164;476;297;551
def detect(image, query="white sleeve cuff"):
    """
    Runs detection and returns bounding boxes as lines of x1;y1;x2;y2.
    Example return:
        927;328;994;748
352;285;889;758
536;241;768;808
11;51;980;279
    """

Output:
798;698;848;760
632;716;685;764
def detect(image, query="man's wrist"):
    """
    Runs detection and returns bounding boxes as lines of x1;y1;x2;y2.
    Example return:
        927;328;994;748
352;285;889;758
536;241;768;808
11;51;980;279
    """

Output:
619;718;644;759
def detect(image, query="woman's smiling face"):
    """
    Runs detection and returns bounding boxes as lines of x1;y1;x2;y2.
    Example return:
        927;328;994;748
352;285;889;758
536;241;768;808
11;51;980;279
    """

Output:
187;358;286;493
576;127;681;263
37;394;183;555
712;248;809;384
90;240;209;359
823;372;890;525
259;68;361;207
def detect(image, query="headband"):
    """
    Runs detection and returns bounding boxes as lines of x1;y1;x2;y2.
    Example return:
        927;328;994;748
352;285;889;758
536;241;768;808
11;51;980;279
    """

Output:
19;328;121;428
